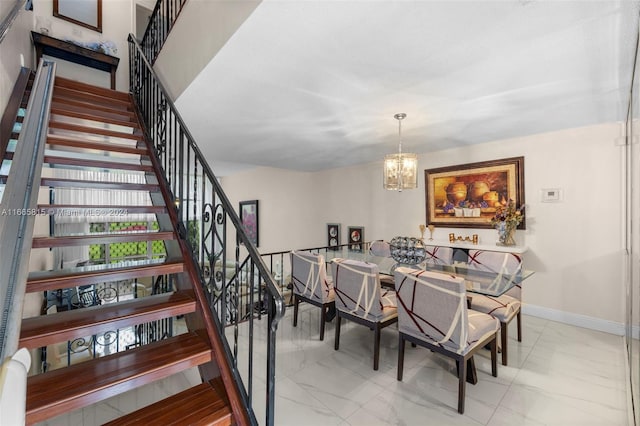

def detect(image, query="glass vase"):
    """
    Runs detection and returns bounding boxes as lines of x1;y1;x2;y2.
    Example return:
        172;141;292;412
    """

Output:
496;223;516;246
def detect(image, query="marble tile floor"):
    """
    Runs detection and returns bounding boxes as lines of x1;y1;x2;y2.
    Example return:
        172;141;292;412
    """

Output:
39;305;630;425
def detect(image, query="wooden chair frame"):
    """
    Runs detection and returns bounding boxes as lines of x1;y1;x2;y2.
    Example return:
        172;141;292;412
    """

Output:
334;309;397;370
397;330;498;414
292;293;334;341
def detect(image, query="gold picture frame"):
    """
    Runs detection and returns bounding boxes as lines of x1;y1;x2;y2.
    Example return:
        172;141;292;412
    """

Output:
425;156;525;229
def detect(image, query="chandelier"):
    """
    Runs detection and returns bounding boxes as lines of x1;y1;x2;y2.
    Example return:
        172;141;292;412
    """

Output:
383;113;418;191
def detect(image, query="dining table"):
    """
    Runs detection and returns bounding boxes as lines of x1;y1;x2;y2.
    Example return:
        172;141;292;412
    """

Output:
324;246;534;297
324;246;535;384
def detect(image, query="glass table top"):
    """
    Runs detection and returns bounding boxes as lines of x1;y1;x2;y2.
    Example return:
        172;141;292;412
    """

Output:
324;246;534;297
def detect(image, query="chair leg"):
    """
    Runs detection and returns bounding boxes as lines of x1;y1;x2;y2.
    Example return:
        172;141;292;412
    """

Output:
293;295;299;327
320;304;327;341
334;315;341;350
517;310;522;342
373;324;381;371
501;322;508;366
491;335;498;377
457;358;467;414
466;357;477;384
397;335;405;381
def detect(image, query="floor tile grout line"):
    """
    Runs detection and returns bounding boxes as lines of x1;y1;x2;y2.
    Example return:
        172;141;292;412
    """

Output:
484;317;549;425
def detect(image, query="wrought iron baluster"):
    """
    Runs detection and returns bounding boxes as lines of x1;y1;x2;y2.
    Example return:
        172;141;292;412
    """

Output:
128;34;285;426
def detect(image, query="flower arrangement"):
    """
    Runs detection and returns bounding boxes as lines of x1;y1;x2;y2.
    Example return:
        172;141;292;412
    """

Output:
490;199;524;245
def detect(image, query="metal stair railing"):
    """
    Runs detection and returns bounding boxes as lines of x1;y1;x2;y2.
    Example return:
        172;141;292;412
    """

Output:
0;59;56;362
128;34;285;426
139;0;187;65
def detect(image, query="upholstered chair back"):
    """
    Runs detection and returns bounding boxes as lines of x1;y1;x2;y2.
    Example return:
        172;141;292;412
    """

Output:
290;251;333;303
467;250;523;298
369;240;391;257
424;246;454;266
331;258;395;322
395;267;472;353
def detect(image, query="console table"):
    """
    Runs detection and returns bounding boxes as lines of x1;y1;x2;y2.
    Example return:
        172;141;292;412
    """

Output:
425;240;528;254
31;31;120;90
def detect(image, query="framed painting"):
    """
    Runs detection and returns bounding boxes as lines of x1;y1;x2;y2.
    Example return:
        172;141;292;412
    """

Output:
425;156;525;229
347;226;365;252
327;223;340;249
54;0;103;33
239;200;259;246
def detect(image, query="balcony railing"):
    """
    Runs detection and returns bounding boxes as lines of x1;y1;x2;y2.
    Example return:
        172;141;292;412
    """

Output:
128;34;285;426
139;0;187;65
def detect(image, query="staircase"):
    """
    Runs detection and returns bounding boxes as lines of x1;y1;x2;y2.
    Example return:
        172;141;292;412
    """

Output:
8;76;237;425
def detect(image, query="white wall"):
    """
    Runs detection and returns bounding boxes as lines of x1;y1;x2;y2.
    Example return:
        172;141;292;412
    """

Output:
154;0;261;100
221;167;319;254
221;122;625;326
31;0;133;91
0;2;33;114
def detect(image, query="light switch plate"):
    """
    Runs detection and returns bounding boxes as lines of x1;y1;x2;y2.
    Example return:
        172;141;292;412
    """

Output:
541;188;562;202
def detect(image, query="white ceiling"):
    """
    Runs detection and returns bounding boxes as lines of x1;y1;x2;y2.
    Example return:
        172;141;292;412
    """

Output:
175;0;639;176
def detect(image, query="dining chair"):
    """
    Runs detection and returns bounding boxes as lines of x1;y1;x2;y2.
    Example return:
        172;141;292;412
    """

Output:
331;258;398;370
290;250;335;340
394;267;499;414
466;249;523;366
369;240;391;257
424;245;454;266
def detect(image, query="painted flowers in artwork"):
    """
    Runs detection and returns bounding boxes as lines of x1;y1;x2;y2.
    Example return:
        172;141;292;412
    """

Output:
240;201;258;246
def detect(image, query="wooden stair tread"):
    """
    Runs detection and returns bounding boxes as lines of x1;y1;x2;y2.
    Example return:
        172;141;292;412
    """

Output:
55;76;130;102
39;177;159;191
20;290;196;349
47;135;147;155
44;155;154;172
103;381;232;426
32;231;175;248
49;121;144;141
53;86;131;111
26;332;213;425
52;97;137;119
50;106;140;129
26;259;184;293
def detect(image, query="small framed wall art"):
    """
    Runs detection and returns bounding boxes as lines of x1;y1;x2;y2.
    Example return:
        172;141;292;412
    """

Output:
348;226;365;252
239;200;259;247
327;223;340;249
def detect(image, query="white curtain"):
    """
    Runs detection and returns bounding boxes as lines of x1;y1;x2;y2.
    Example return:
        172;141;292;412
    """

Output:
51;168;156;268
52;168;155;224
53;223;90;269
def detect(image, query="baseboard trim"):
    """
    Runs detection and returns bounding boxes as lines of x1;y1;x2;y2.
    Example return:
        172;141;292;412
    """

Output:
522;304;637;337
